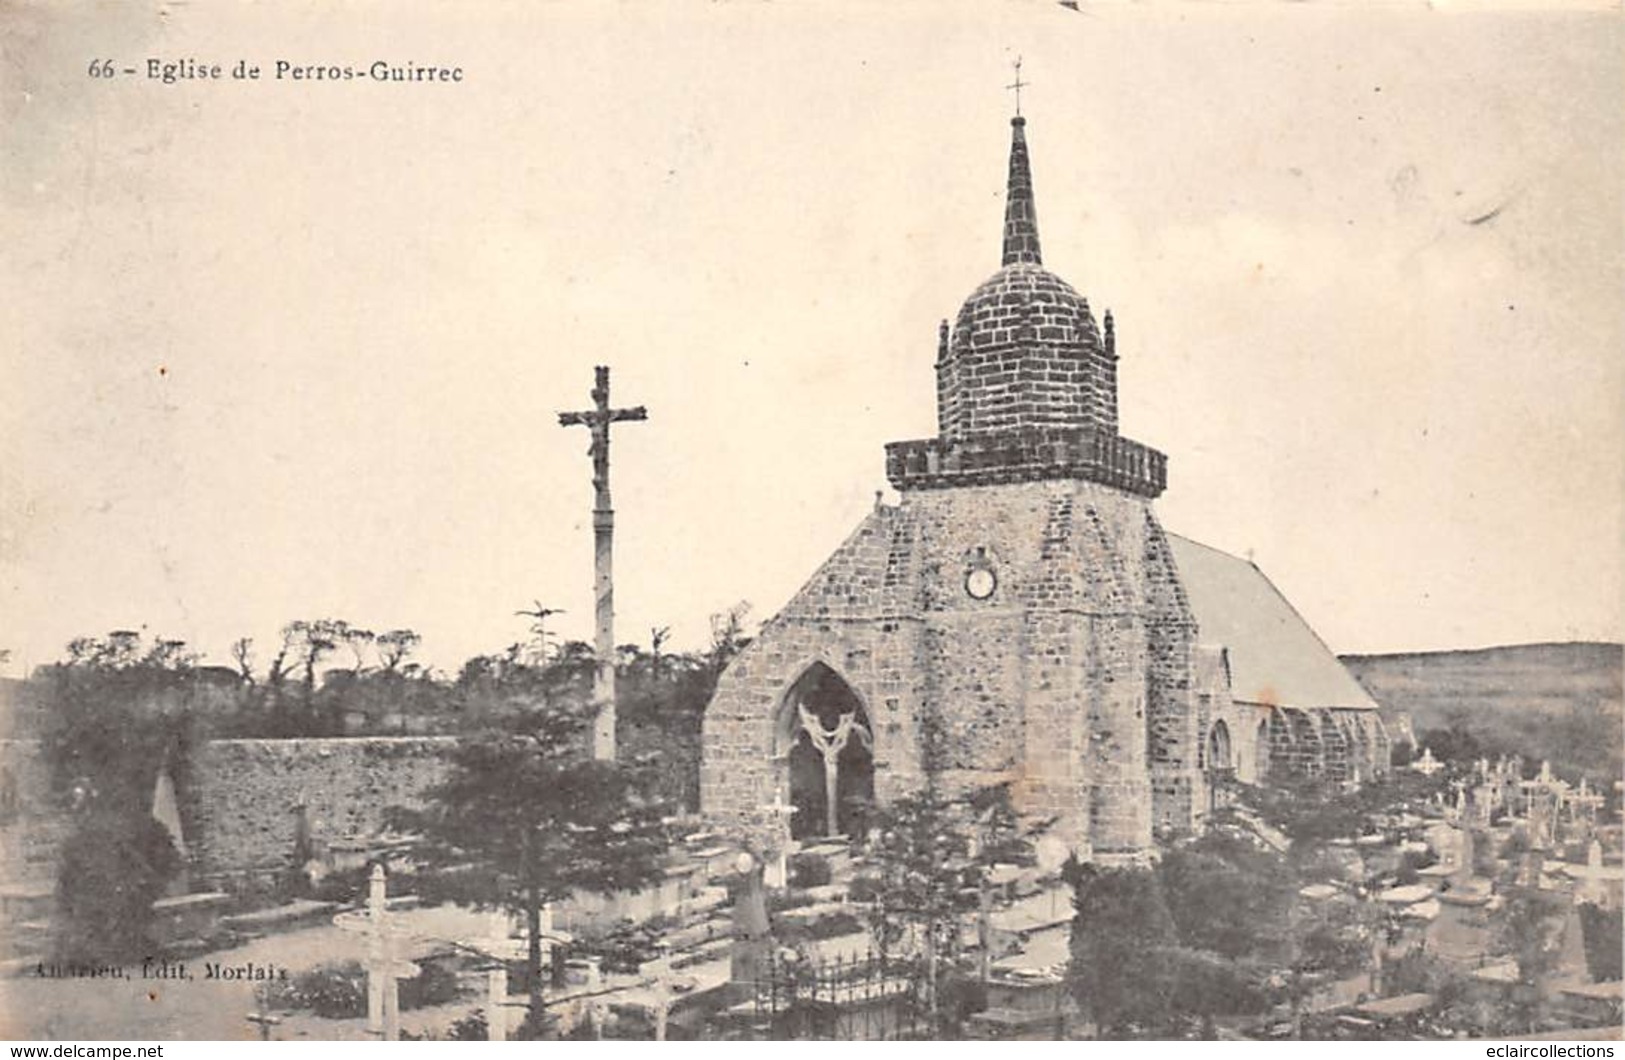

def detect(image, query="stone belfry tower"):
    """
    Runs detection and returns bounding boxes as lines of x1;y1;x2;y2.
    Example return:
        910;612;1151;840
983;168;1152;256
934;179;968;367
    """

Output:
701;112;1202;861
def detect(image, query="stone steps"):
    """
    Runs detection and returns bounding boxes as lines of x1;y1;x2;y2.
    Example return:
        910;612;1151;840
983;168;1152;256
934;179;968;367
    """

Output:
220;899;340;937
664;911;734;953
671;936;732;971
795;838;854;881
4;920;51;957
0;883;55;924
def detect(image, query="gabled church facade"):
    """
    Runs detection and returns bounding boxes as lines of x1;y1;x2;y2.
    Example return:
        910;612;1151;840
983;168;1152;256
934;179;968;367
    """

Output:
700;115;1388;862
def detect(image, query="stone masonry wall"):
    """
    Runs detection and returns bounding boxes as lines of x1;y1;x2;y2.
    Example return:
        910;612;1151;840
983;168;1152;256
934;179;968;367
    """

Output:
0;740;62;883
1252;706;1390;785
702;477;1194;861
0;737;453;893
188;737;451;886
1142;512;1200;836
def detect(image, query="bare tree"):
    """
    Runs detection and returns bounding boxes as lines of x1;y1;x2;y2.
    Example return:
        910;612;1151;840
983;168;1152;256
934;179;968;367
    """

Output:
375;629;421;674
229;637;256;685
515;601;565;665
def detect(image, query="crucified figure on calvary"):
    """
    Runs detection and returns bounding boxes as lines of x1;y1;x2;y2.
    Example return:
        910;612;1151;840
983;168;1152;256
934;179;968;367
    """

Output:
797;704;872;837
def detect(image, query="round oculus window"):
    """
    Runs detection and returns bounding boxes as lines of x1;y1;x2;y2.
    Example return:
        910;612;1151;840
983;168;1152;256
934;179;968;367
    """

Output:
965;567;997;600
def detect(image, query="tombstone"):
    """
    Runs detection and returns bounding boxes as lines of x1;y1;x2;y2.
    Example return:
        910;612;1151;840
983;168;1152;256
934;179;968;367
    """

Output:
1577;839;1609;906
1453;826;1476;884
150;763;190;895
1557;900;1590;982
1529;792;1556;850
1519;849;1546;889
729;852;771;993
478;911;527;1042
646;942;676;1042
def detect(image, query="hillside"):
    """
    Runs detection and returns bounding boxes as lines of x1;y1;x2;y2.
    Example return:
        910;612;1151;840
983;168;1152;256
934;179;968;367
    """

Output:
1341;642;1623;782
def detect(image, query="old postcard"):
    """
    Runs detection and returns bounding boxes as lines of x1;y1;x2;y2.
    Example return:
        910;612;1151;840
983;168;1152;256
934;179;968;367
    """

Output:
2;0;1620;1044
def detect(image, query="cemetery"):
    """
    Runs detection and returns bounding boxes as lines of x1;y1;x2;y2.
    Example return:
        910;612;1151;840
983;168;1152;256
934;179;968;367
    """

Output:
1;48;1619;1043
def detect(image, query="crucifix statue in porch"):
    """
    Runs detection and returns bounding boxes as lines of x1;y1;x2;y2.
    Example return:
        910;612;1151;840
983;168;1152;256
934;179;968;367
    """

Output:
558;366;647;761
796;704;872;837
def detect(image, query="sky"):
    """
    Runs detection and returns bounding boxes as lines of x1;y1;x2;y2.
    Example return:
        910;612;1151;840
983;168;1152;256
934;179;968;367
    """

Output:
2;1;1621;678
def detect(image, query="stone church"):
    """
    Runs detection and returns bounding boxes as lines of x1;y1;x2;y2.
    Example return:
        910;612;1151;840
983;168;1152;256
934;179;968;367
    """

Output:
700;114;1389;863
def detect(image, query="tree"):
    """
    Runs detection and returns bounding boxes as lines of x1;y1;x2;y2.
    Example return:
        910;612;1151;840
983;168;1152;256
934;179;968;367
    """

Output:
54;811;181;963
375;629;422;674
230;637;256;684
1159;829;1292;961
37;632;196;962
707;601;753;671
389;697;670;1031
863;787;976;1014
1496;889;1568;1033
856;782;1046;1032
1066;861;1179;1037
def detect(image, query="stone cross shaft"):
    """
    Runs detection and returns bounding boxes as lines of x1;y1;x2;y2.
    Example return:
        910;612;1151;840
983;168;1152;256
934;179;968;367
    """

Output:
558;365;647;760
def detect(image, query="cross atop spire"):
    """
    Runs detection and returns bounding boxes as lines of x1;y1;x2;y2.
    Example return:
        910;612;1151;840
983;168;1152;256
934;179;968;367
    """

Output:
1005;56;1029;118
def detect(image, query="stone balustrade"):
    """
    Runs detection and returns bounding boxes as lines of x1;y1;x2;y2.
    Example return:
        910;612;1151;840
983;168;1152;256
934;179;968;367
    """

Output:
884;427;1167;497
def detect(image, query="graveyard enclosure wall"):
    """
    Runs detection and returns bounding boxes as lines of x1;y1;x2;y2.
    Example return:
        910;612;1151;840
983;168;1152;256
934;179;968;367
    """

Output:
5;729;705;894
620;709;704;815
186;737;452;887
0;739;63;884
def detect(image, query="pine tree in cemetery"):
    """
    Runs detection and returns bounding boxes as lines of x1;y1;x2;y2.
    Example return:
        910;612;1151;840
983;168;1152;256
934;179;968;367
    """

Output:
388;691;672;1030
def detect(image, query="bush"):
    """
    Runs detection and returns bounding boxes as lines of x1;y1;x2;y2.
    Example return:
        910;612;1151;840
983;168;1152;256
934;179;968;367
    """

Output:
788;852;833;889
53;812;181;964
774;909;867;944
1580;904;1624;982
846;874;884;904
574;917;673;974
260;961;368;1019
446;1011;489;1040
399;959;467;1009
767;889;816;913
260;957;466;1018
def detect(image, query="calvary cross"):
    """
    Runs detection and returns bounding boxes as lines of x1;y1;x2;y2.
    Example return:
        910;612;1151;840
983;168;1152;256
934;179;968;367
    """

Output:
558;365;647;760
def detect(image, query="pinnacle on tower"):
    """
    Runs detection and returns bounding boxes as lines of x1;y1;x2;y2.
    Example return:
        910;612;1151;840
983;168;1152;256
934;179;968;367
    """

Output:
1001;116;1043;267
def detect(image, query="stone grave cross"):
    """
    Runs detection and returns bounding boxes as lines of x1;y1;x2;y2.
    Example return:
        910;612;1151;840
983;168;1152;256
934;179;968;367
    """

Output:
333;865;420;1041
758;790;797;888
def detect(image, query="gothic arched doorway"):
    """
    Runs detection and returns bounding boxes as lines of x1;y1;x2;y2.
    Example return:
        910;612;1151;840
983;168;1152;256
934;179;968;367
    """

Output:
776;663;874;841
1206;720;1233;772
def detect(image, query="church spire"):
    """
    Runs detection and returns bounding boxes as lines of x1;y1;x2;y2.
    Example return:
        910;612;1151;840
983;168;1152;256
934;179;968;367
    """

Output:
1001;115;1042;267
